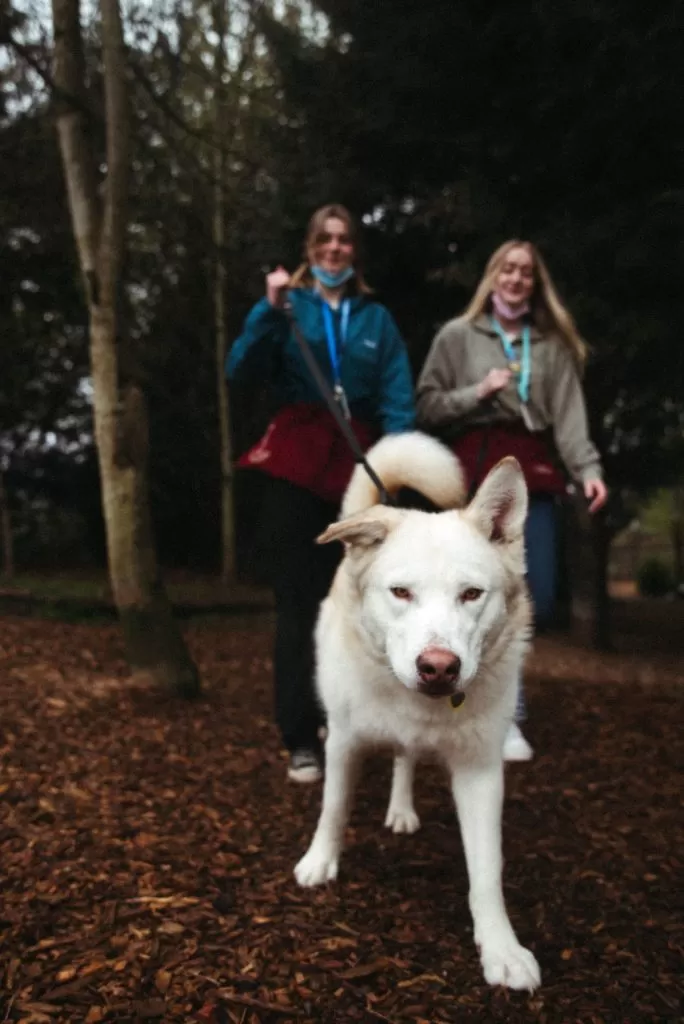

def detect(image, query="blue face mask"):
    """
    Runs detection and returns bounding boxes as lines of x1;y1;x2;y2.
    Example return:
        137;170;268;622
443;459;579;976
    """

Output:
311;264;355;289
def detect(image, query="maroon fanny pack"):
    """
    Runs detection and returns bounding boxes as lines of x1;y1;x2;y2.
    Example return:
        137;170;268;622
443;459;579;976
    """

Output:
452;424;566;496
237;403;377;505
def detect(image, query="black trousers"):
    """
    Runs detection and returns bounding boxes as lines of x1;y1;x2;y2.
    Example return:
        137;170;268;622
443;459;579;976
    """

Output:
259;476;342;753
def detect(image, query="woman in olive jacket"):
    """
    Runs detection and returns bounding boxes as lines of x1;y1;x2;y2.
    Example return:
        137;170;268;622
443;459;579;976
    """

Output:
417;240;607;761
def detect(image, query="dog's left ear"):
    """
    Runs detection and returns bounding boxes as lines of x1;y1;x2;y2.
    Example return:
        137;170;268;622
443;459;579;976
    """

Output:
317;506;402;549
465;457;528;544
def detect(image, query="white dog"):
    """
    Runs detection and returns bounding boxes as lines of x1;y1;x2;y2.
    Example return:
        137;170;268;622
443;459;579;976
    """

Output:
294;432;540;991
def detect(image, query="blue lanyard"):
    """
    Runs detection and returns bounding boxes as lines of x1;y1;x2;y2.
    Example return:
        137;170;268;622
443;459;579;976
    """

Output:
322;299;351;385
490;317;531;404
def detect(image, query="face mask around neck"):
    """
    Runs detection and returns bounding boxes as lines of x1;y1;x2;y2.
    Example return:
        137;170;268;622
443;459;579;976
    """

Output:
311;264;355;289
491;291;530;320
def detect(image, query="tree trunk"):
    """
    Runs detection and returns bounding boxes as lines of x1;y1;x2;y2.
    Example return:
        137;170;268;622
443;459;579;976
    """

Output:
591;514;612;651
553;497;572;629
52;0;199;696
213;0;237;585
567;492;614;650
0;471;14;579
91;308;199;695
565;492;609;647
567;494;592;624
672;485;684;585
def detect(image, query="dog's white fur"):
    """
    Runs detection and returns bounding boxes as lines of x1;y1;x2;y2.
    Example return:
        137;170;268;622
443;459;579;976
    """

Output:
294;432;540;991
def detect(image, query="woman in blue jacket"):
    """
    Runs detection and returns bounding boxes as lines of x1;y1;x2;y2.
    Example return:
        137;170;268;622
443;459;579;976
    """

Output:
227;204;415;783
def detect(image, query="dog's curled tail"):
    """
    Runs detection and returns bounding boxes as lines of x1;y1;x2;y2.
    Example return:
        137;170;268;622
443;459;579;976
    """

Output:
341;431;466;517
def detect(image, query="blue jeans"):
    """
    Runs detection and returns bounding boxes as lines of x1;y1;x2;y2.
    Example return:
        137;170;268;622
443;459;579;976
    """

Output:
515;496;557;721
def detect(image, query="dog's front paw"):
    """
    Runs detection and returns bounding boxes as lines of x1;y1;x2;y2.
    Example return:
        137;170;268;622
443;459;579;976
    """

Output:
384;805;421;834
294;847;339;887
479;941;541;991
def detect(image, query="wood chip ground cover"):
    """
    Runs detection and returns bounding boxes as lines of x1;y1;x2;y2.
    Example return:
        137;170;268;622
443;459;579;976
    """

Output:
0;614;681;1023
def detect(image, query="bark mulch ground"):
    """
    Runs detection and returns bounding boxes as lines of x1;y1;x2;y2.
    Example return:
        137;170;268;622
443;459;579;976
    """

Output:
1;613;681;1024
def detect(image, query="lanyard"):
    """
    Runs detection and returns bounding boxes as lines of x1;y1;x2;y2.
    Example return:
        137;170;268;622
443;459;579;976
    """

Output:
322;299;351;384
322;299;352;419
490;317;531;404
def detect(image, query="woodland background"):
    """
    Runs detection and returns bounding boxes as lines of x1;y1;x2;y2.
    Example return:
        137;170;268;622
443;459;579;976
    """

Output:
1;5;683;1022
1;0;682;599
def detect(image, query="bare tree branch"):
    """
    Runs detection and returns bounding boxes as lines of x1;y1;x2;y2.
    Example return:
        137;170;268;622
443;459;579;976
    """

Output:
4;32;90;116
99;0;129;303
128;56;248;162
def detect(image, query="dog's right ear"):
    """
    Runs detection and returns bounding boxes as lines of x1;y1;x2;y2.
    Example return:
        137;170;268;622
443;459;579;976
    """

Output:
317;506;402;549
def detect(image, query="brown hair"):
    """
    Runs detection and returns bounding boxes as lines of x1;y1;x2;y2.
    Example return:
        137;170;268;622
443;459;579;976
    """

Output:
462;240;587;366
289;203;373;294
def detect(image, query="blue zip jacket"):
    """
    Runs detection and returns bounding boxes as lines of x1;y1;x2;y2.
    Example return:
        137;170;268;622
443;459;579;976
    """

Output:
226;289;415;434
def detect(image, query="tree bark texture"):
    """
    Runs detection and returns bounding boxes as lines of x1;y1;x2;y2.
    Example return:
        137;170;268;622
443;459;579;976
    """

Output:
591;514;612;651
672;486;684;585
566;493;613;651
52;0;199;695
212;0;237;585
0;471;14;578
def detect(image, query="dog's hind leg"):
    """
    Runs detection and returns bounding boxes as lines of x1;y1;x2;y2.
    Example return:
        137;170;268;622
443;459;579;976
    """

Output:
451;765;541;991
384;754;420;834
294;729;361;887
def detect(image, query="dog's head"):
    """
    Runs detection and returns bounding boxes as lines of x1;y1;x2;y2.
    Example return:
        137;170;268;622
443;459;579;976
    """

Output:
318;458;529;699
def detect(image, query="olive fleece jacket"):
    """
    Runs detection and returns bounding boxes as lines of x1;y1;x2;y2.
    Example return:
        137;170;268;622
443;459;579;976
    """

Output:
416;314;603;485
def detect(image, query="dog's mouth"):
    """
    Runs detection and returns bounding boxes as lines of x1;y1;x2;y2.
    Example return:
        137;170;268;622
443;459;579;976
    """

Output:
417;679;459;699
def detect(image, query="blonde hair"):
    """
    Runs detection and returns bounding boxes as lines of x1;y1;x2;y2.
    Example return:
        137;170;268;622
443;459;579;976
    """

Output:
463;240;587;366
289;203;373;295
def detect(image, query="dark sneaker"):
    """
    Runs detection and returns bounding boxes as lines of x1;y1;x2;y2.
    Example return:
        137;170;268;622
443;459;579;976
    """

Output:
287;749;323;783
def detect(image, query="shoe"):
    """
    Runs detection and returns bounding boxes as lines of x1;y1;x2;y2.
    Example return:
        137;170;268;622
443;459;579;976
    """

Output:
287;749;323;783
503;722;534;762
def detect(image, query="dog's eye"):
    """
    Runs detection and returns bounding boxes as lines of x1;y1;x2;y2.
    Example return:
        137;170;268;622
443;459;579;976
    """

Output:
461;587;484;603
390;586;413;601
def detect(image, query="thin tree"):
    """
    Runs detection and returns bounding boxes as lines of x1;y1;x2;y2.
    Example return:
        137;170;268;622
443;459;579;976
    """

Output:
51;0;200;695
0;469;14;579
212;0;236;585
672;485;684;586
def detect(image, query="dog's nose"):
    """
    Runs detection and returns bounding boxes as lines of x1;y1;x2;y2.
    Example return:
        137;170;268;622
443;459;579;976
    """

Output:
416;647;461;691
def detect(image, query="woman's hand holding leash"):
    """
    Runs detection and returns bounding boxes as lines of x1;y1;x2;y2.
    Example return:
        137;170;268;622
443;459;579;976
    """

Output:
266;265;291;308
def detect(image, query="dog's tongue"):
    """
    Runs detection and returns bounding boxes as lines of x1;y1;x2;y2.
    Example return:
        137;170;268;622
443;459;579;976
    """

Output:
450;693;465;709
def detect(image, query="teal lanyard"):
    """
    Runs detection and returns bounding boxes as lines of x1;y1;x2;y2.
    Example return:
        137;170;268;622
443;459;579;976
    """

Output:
490;317;531;404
